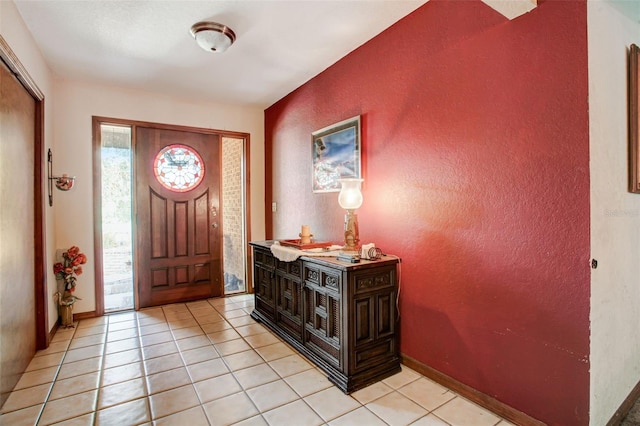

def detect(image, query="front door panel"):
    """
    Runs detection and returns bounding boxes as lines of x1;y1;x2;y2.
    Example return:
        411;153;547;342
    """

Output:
136;127;221;307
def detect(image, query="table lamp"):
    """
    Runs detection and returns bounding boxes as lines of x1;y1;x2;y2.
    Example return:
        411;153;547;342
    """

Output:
338;178;363;252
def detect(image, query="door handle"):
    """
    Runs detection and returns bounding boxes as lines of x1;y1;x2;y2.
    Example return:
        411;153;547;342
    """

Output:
212;223;218;228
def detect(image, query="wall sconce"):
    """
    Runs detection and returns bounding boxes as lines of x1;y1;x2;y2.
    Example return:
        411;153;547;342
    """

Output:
338;178;363;253
47;149;75;206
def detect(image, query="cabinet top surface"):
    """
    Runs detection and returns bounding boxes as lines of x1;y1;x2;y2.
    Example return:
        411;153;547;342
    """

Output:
249;240;399;270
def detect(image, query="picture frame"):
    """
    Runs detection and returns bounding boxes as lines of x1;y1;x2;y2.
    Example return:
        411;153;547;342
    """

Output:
312;115;361;193
629;44;639;193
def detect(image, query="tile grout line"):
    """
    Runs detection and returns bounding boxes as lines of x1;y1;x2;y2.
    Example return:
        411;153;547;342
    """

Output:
143;299;324;424
99;310;150;424
201;298;268;425
6;295;504;426
138;305;170;422
165;300;222;424
33;319;89;425
38;322;83;425
93;314;113;423
206;297;334;425
209;298;364;425
145;299;257;424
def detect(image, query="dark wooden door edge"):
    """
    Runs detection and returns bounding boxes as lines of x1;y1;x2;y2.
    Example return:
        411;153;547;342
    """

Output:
401;354;546;426
34;100;48;349
607;379;640;426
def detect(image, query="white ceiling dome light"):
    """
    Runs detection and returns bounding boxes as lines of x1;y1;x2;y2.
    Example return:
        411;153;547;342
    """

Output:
190;21;236;53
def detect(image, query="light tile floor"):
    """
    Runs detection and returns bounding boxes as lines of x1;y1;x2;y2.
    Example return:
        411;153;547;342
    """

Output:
0;294;514;426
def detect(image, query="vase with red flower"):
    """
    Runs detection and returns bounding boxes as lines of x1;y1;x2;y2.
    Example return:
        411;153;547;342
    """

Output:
53;245;87;328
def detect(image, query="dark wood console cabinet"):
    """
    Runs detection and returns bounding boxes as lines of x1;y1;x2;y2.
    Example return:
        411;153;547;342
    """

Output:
249;241;400;393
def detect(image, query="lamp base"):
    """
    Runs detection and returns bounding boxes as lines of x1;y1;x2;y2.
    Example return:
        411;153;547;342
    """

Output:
343;210;360;253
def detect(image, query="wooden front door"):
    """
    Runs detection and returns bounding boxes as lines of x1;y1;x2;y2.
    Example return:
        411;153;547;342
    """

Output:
135;126;222;307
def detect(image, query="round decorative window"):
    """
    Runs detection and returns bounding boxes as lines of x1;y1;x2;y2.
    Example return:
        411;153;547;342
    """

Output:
153;144;204;192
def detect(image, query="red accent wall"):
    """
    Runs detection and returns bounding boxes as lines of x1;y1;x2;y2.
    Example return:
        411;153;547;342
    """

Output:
264;0;590;424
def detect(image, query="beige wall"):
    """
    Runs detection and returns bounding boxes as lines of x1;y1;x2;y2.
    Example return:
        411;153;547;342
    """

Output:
52;78;265;314
588;2;640;424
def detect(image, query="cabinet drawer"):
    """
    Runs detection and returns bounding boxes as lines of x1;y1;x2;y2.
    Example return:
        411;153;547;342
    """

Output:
305;330;340;367
277;259;302;278
304;264;341;293
254;248;276;268
353;338;397;373
352;267;394;295
256;296;275;317
277;311;303;342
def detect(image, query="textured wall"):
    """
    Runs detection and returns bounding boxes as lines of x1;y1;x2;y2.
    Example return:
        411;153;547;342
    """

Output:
588;2;640;424
265;0;590;424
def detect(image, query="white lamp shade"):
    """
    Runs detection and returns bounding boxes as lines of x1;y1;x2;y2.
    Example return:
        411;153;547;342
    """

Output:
338;179;363;210
190;22;236;53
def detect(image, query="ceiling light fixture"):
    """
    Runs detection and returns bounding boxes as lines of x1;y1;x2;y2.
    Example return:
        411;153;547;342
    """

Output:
190;21;236;53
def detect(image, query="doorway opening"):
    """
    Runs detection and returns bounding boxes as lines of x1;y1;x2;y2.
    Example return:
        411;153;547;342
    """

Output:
100;124;134;312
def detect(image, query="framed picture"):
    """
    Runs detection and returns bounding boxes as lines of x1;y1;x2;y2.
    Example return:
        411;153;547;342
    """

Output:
630;44;640;193
312;115;361;193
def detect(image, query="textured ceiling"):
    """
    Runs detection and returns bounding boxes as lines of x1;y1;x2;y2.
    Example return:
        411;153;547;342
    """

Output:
14;0;429;108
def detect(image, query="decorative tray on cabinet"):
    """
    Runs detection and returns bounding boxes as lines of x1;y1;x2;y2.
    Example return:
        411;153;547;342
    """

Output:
279;239;333;250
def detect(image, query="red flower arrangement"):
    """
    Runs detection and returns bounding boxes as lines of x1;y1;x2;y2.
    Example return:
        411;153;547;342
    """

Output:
53;245;87;293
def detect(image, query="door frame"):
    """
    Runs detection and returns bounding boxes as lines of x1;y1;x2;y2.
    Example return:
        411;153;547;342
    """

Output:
92;116;252;315
0;36;48;349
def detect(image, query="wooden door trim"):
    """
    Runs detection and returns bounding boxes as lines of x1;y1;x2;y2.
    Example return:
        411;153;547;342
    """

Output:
0;37;44;100
34;99;47;348
91;118;105;315
94;116;250;138
243;133;252;293
0;36;48;349
92;116;252;314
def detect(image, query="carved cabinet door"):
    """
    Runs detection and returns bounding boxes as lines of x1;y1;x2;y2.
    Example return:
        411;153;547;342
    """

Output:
303;264;342;368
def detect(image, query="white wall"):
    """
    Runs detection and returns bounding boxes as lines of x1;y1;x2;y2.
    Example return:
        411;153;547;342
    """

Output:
588;2;640;424
53;78;265;314
0;0;58;333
